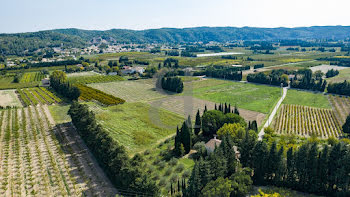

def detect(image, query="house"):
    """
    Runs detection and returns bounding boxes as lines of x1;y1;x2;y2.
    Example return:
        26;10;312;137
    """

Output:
205;137;241;161
121;66;145;75
205;136;222;153
134;66;145;74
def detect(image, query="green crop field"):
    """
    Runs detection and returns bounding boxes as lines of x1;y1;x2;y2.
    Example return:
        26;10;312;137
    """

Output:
191;79;281;114
86;102;184;154
283;89;331;109
19;72;45;83
68;74;124;84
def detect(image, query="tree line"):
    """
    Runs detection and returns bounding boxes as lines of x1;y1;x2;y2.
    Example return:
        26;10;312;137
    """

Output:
194;66;244;81
68;102;159;196
327;80;350;96
247;69;289;87
290;69;327;92
326;69;339;78
49;70;80;100
182;112;350;197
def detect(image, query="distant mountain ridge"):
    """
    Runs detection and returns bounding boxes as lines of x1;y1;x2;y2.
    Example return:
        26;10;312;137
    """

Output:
1;26;350;56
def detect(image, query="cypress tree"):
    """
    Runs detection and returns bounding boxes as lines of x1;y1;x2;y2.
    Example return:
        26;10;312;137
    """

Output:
204;105;208;113
342;114;350;134
224;103;228;114
215;104;217;110
286;147;296;188
251;120;258;132
187;115;192;131
234;104;240;115
296;143;309;191
266;141;278;184
181;122;192;154
218;103;222;112
307;143;319;193
186;162;201;197
174;126;182;156
252;141;268;185
317;145;329;193
228;104;231;114
194;110;201;135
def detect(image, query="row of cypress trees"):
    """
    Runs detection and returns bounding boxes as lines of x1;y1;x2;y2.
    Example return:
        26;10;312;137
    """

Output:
161;76;184;93
68;102;159;196
50;70;80;100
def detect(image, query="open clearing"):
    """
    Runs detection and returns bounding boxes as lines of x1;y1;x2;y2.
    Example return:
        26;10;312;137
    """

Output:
191;79;281;114
85;102;184;154
0;90;22;107
283;89;331;109
326;67;350;83
149;96;266;126
0;105;117;196
309;64;349;73
89;79;168;102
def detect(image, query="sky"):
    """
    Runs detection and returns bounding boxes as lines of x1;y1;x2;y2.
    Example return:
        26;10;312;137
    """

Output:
1;0;350;33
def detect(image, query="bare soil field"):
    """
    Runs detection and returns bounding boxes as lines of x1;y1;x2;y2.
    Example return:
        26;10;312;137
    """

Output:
149;96;266;126
0;105;117;196
309;64;349;73
66;71;100;78
0;90;22;107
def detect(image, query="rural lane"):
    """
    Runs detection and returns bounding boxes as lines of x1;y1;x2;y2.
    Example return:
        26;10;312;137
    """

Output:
258;87;288;140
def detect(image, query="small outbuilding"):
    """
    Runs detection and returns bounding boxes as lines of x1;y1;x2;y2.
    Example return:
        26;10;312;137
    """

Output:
41;78;50;87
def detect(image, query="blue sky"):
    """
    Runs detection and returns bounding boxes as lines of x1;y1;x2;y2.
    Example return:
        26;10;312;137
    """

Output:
1;0;350;33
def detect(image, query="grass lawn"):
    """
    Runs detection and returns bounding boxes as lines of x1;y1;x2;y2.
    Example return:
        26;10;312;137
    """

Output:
283;89;331;109
89;79;169;102
48;104;71;124
86;102;184;154
191;79;281;114
0;89;22;107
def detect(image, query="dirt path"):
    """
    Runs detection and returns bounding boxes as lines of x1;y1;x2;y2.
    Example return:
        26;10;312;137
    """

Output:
42;105;118;196
258;87;288;140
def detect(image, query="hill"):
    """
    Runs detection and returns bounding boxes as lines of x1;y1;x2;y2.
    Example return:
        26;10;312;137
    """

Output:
1;26;350;55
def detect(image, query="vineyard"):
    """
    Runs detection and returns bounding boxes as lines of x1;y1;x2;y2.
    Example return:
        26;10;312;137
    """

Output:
19;72;45;83
76;84;125;105
328;95;350;125
0;105;117;196
274;104;342;138
17;87;61;106
68;75;124;84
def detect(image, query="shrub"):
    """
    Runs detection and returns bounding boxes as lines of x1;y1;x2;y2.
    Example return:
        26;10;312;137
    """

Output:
175;163;185;173
158;161;166;169
159;178;167;186
164;168;173;176
144;149;151;155
170;174;178;182
182;170;191;178
169;158;178;166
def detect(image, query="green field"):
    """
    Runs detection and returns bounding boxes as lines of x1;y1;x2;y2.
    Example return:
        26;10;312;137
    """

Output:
326;67;350;83
89;79;168;102
191;79;281;114
68;74;124;84
48;104;71;124
86;102;184;153
283;89;331;109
